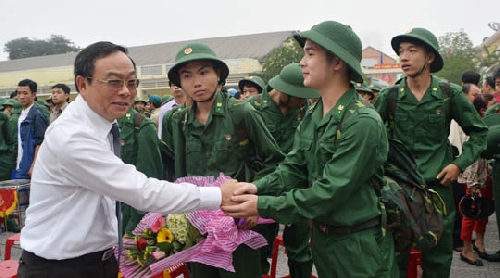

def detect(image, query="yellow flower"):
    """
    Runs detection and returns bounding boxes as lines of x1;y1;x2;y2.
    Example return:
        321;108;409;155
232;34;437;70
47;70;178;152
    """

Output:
157;227;173;243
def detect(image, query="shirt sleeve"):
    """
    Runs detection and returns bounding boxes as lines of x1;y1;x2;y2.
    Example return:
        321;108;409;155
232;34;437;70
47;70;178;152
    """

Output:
33;110;48;146
450;87;488;171
59;129;221;213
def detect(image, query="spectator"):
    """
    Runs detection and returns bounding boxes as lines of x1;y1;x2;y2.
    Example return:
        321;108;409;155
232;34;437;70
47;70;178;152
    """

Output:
14;79;49;179
50;83;71;124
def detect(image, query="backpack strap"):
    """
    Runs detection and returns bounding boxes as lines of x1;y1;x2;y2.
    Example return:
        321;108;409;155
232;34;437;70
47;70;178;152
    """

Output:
387;86;399;138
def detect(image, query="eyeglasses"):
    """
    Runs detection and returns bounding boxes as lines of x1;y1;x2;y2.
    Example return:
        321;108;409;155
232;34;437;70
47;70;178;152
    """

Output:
87;76;140;91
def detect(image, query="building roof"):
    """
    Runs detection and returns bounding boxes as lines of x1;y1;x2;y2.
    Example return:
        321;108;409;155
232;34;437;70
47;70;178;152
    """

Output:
0;31;295;73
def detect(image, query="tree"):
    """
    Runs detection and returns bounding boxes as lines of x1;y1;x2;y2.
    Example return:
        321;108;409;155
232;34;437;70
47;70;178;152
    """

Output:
261;37;303;83
4;35;80;60
437;29;477;84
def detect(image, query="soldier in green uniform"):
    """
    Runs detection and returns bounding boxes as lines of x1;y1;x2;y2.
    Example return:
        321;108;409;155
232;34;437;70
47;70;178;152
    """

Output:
167;43;284;278
352;81;375;103
239;76;266;102
0;109;15;181
260;63;319;278
374;28;487;277
223;20;398;278
0;101;20;232
484;67;500;262
117;107;163;234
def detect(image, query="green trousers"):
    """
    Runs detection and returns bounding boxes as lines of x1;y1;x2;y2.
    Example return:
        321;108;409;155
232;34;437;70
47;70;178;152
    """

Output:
397;181;454;278
283;221;313;278
311;223;398;278
189;244;261;278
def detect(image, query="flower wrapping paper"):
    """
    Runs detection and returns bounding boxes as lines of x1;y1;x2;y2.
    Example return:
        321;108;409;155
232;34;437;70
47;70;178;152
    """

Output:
148;174;270;275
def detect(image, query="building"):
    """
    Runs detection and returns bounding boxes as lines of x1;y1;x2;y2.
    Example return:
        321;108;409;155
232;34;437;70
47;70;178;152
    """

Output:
361;46;401;86
0;31;295;100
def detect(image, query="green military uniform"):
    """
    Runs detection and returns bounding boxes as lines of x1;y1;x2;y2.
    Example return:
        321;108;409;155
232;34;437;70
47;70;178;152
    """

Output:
0;111;15;181
168;43;285;278
0;104;20;232
484;107;500;261
376;77;487;277
259;63;320;278
375;28;488;278
255;90;396;277
253;21;398;277
117;108;163;234
160;105;185;182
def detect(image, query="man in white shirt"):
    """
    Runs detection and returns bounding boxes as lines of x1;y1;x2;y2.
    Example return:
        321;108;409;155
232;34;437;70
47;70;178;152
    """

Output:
18;41;239;278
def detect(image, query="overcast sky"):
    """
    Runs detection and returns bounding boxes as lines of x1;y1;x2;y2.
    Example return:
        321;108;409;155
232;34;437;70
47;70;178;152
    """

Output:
1;0;498;62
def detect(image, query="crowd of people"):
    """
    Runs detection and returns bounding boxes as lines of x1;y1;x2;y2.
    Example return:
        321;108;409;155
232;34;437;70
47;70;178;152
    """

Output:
1;19;500;278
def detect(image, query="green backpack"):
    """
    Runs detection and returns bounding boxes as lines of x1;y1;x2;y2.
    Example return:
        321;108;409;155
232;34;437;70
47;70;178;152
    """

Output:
338;97;447;252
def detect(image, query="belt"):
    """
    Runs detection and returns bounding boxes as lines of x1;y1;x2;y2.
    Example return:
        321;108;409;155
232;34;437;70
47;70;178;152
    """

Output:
317;217;380;236
21;247;115;266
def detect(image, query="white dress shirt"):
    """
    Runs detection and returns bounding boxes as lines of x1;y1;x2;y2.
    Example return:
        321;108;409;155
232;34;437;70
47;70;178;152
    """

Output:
20;95;221;260
17;103;34;168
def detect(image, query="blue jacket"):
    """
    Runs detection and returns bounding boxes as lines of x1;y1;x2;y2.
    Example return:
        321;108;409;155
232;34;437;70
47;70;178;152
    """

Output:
14;105;48;179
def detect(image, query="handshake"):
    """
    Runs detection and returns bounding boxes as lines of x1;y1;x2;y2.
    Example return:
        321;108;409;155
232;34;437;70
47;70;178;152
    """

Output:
219;179;259;220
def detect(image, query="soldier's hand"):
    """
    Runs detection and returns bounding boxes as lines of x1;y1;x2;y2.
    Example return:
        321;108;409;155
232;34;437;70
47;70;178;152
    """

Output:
221;194;259;218
220;179;240;207
437;164;461;186
233;182;258;195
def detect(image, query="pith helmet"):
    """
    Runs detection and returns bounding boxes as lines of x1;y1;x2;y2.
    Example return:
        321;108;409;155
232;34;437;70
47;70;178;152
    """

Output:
268;63;320;99
11;99;22;114
168;43;229;88
161;94;174;105
352;81;373;94
391;27;443;73
238;76;266;94
294;20;364;83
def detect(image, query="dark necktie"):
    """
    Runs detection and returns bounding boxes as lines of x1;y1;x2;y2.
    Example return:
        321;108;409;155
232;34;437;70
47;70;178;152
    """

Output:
110;123;123;262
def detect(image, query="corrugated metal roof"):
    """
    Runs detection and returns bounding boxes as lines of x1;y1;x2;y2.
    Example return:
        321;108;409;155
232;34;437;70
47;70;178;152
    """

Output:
0;31;294;73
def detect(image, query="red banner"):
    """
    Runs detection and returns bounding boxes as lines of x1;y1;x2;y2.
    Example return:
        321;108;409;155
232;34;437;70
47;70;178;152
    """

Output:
0;189;18;217
374;64;401;69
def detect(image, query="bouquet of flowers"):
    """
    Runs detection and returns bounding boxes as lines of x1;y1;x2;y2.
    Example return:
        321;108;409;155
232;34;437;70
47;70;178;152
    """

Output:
119;174;270;278
119;212;201;278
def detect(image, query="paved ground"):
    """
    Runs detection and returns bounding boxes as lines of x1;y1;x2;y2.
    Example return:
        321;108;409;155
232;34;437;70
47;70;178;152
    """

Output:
2;215;500;277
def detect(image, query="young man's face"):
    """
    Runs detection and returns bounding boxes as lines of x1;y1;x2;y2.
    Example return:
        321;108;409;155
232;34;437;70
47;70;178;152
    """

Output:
77;51;137;122
16;86;36;109
465;84;481;104
300;39;332;89
398;42;433;76
51;87;68;106
135;101;145;111
240;85;260;101
179;60;220;103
